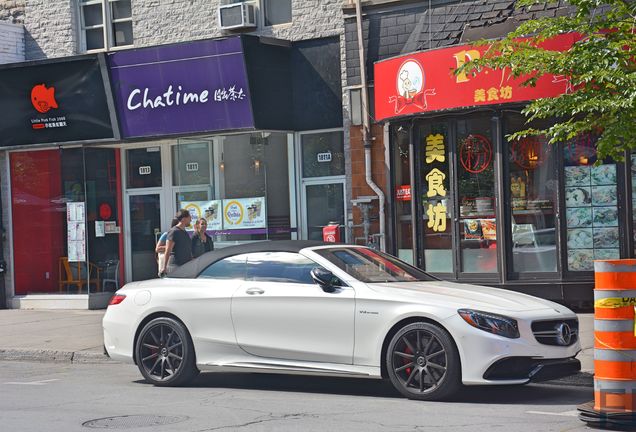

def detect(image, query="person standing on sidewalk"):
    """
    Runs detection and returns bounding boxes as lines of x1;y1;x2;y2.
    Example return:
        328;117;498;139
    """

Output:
155;218;178;273
159;209;192;276
191;218;214;258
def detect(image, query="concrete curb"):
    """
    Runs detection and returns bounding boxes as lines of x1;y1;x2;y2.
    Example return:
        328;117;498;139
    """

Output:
0;349;112;364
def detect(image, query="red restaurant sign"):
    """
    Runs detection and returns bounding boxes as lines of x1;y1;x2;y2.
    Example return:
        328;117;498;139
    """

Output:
374;33;580;121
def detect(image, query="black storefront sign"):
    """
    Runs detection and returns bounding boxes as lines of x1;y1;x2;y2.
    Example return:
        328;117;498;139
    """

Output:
0;55;117;147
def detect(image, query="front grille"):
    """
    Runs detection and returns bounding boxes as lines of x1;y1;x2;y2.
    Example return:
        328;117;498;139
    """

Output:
531;319;578;346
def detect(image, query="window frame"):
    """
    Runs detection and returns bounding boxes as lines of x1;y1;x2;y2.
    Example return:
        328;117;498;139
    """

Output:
260;0;292;28
79;0;133;53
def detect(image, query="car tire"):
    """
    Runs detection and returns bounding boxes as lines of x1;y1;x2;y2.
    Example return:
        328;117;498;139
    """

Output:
386;322;461;401
135;317;198;387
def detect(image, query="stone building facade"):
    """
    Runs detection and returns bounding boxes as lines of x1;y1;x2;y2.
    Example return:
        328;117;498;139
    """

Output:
0;0;24;24
0;1;353;309
17;0;342;60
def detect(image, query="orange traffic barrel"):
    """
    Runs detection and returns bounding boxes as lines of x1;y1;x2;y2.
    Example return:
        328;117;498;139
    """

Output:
593;259;636;417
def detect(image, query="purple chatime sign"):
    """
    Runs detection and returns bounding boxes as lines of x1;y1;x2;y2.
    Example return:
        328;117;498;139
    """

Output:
108;37;254;138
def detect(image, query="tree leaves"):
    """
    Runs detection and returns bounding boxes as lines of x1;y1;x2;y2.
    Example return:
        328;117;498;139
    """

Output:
456;0;636;160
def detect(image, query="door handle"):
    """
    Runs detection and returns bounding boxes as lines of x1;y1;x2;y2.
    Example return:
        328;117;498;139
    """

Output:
245;288;265;295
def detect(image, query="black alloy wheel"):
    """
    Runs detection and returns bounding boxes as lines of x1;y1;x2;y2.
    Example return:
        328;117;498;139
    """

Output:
386;322;461;400
135;317;198;386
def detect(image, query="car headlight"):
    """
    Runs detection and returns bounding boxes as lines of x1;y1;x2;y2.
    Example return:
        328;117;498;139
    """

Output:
458;309;520;339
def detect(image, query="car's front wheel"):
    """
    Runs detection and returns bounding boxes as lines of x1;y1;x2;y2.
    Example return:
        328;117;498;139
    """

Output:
135;317;198;386
386;322;461;400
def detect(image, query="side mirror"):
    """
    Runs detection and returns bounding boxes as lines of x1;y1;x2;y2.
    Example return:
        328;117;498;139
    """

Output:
310;267;339;293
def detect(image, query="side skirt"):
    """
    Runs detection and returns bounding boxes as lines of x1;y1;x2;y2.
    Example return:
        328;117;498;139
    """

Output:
197;361;382;379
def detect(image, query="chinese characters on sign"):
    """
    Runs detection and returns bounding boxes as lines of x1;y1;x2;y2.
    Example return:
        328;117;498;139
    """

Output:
213;86;246;102
473;86;513;103
374;33;580;121
424;134;448;233
459;134;492;174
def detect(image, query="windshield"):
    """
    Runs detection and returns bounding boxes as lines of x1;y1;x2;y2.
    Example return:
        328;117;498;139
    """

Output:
313;247;438;283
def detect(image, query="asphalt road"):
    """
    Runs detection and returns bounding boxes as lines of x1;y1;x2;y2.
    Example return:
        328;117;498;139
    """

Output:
0;360;595;432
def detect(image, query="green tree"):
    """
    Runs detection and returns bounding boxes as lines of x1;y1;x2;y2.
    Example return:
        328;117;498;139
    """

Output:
459;0;636;160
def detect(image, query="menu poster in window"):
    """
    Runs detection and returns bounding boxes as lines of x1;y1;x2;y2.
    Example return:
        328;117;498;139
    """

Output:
223;197;267;229
564;164;619;271
66;202;86;262
182;200;222;231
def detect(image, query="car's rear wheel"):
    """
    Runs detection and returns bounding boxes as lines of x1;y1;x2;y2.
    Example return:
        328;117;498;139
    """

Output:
386;322;461;401
135;317;198;386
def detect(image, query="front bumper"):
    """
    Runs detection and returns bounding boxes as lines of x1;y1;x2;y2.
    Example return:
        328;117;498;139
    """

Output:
443;313;581;385
483;356;581;382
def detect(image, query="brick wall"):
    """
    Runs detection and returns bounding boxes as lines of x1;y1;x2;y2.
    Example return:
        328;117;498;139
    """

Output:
0;20;23;63
349;123;386;243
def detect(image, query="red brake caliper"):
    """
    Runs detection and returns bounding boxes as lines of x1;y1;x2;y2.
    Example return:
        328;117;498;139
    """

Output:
404;344;413;375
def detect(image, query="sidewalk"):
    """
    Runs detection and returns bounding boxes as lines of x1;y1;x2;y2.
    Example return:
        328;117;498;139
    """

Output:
0;309;595;374
0;309;107;363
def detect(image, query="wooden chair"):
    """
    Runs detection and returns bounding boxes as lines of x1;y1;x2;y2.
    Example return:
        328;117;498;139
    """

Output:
58;257;101;293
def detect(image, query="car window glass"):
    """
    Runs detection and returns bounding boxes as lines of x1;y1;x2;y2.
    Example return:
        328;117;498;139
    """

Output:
198;254;248;279
314;247;437;283
247;252;324;284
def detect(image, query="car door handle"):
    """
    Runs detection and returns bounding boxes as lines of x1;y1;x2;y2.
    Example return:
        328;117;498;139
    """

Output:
245;288;265;295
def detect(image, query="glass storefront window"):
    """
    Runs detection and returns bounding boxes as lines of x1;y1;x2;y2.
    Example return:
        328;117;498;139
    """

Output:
127;147;162;188
11;148;123;294
564;134;620;271
457;117;497;273
306;183;345;241
391;124;414;264
219;132;291;241
176;190;210;211
418;122;452;273
506;115;558;274
129;194;161;281
172;141;212;186
301;131;345;178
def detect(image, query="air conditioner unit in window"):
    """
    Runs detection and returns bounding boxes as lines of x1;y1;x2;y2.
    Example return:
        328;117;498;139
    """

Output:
218;2;257;30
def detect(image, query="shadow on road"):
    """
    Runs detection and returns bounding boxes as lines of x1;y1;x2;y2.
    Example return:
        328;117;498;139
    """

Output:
136;372;592;406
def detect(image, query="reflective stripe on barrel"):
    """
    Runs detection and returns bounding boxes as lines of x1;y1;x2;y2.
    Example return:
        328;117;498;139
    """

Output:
594;260;636;413
594;379;636;412
595;349;636;380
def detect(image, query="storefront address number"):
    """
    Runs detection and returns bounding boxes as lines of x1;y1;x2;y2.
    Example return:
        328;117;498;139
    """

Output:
139;166;152;175
317;152;332;163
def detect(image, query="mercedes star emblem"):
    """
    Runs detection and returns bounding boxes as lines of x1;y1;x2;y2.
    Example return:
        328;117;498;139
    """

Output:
555;322;572;346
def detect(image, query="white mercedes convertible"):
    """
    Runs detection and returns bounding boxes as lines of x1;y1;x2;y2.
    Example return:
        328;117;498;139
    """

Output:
103;241;581;400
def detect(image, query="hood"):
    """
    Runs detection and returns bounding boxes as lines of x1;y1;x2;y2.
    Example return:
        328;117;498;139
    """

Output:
368;280;572;315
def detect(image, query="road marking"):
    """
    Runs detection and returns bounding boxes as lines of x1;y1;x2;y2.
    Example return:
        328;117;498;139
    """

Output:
526;410;579;417
4;378;59;386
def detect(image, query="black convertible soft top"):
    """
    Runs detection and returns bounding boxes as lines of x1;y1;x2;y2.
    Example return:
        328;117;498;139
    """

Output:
168;240;332;279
